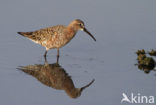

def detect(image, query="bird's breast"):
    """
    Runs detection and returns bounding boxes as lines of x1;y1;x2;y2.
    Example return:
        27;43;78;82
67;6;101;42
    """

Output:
42;28;76;49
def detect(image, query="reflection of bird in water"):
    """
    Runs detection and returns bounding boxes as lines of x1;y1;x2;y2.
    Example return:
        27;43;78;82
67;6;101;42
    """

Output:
17;61;94;98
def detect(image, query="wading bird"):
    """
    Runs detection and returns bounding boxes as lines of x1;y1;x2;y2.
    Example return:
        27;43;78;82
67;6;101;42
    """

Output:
18;19;96;62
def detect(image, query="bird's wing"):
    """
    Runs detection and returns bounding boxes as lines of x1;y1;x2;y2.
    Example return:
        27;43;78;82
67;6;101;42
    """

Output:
18;25;65;42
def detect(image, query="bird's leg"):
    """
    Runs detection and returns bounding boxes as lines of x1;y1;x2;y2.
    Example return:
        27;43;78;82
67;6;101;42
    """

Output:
44;54;47;63
57;48;60;64
44;56;48;65
44;50;48;59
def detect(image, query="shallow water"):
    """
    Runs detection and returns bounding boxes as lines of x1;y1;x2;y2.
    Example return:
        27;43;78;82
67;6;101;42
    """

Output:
0;0;156;105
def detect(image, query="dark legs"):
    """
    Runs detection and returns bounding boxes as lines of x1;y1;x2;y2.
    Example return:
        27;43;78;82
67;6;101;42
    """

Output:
44;48;60;64
57;48;60;64
44;50;47;58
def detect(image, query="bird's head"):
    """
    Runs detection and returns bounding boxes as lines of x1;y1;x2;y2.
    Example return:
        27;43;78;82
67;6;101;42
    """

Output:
69;19;96;41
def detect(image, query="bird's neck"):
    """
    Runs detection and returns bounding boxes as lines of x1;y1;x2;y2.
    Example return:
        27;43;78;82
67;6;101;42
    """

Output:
65;25;77;39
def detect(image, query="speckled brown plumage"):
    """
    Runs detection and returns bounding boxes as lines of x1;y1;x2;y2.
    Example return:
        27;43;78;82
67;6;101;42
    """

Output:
18;19;96;62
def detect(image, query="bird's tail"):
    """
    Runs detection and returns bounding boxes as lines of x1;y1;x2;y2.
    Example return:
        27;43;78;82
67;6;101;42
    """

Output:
17;32;33;37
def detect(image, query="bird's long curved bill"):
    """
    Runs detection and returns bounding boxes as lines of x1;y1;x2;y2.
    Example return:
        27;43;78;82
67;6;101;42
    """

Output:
80;79;95;92
83;28;96;41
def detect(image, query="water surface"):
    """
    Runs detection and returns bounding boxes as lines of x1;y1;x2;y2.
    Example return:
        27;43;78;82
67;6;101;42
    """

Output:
0;0;156;105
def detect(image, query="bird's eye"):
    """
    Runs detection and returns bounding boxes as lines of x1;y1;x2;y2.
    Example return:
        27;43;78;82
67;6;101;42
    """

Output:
79;23;83;27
